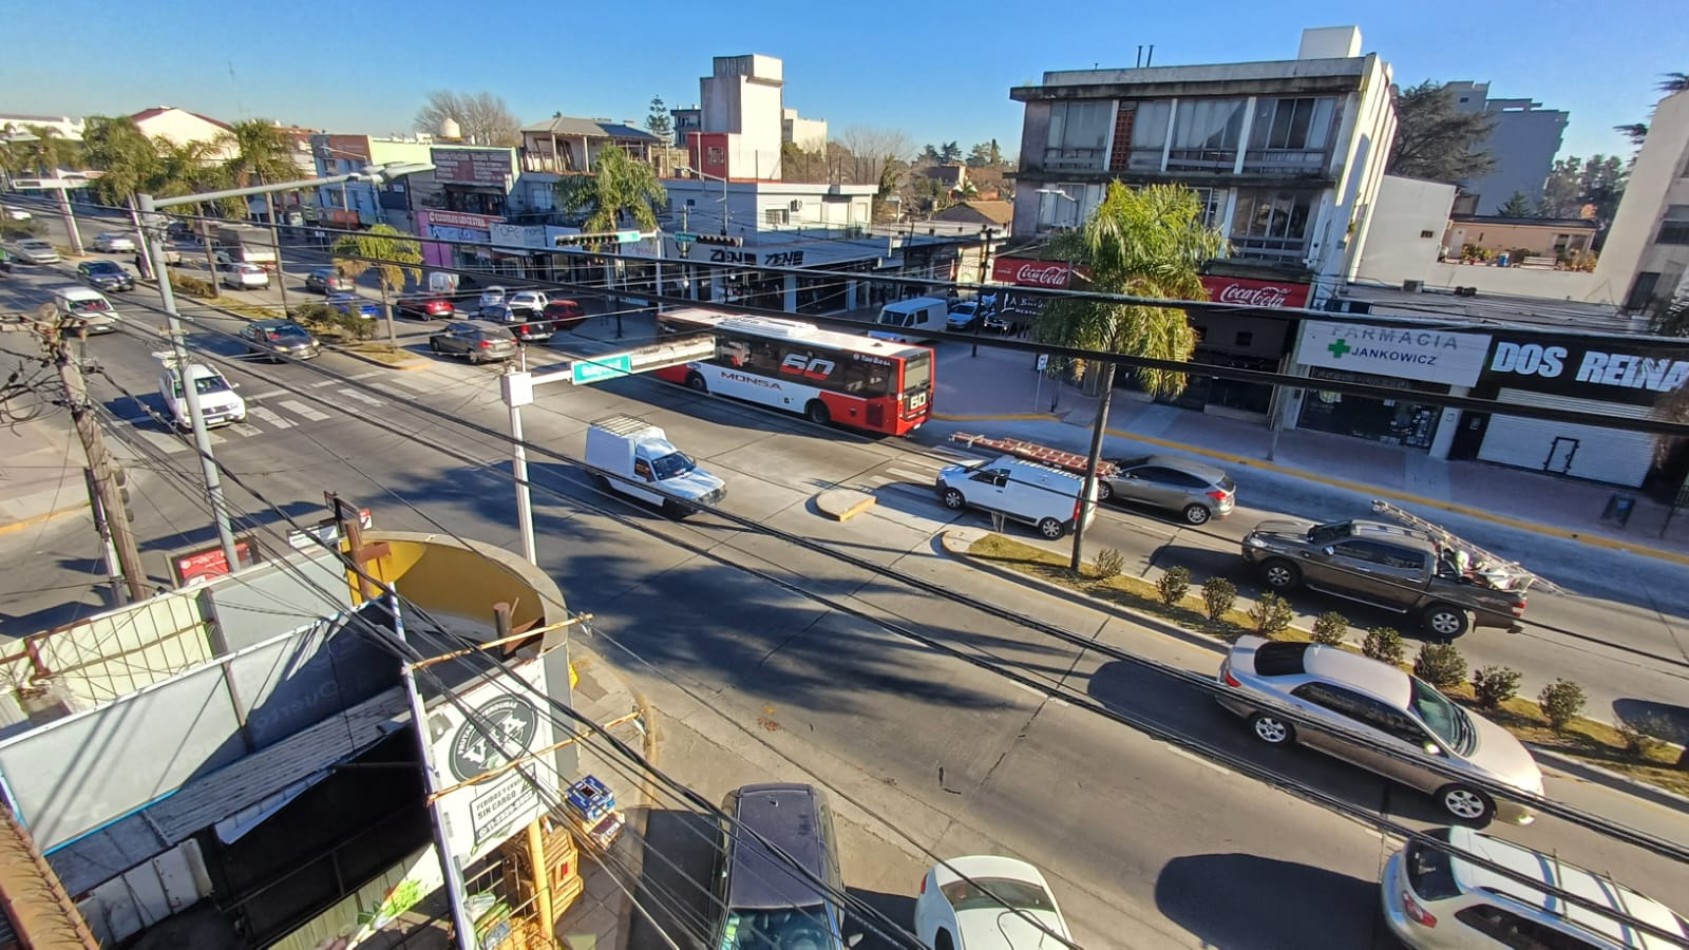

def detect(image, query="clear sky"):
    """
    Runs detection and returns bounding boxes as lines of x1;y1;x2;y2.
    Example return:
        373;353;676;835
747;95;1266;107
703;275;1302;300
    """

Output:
2;0;1681;163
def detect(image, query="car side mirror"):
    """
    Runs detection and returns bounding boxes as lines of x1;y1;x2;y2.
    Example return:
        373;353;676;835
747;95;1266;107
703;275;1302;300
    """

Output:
847;936;864;948
1321;545;1336;556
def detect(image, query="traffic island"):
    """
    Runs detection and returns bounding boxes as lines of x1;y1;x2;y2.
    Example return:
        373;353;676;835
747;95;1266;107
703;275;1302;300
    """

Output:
816;488;877;522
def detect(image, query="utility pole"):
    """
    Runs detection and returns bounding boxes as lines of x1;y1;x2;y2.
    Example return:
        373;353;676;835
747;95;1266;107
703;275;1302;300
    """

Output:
1070;361;1117;574
52;321;148;603
972;227;995;358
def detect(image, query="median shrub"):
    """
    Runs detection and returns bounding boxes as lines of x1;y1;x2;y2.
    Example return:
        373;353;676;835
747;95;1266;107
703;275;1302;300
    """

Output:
1200;577;1236;621
1249;593;1294;638
1413;642;1467;688
1155;566;1191;606
1362;627;1404;666
1091;547;1124;582
1616;721;1665;758
171;274;216;298
1538;679;1586;733
1311;612;1349;646
1471;666;1521;709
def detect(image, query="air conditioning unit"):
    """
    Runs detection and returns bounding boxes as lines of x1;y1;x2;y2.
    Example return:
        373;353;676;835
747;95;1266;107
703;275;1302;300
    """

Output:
789;199;803;212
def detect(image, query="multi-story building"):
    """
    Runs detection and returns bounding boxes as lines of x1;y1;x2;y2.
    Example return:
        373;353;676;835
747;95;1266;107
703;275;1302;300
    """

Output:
688;54;823;181
1597;87;1689;310
518;116;663;174
1446;81;1568;214
1008;25;1397;291
310;134;435;229
782;108;827;151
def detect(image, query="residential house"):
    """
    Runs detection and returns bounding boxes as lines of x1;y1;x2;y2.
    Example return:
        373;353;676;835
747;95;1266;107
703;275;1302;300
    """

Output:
519;116;663;173
931;199;1013;231
130;106;235;160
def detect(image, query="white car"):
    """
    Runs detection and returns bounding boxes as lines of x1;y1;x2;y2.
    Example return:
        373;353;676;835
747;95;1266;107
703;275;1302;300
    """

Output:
9;239;60;264
92;231;137;253
158;363;246;429
477;285;509;309
2;206;30;221
221;262;270;290
915;856;1072;950
506;289;548;311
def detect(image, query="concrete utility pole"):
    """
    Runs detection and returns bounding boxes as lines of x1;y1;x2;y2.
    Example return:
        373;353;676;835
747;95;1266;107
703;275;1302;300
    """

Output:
53;323;148;603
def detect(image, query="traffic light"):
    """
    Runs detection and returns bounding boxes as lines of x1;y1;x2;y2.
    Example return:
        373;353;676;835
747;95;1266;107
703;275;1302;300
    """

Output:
112;464;135;521
693;233;744;248
553;233;610;249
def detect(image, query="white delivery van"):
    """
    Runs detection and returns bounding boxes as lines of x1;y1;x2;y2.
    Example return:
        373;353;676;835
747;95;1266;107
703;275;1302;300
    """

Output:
870;297;949;341
158;361;247;429
935;454;1098;539
585;415;726;515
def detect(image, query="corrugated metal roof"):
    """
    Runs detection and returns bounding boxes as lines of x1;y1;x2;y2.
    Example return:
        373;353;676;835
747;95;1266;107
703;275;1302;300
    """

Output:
522;116;661;141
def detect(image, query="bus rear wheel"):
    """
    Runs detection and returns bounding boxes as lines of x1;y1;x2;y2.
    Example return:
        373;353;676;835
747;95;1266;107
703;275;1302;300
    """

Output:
685;373;708;393
805;400;831;425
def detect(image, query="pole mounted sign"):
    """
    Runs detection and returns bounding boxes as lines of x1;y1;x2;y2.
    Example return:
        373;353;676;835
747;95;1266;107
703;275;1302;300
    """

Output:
571;354;634;385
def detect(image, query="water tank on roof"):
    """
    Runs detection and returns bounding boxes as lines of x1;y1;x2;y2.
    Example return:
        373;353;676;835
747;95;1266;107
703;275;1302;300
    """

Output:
438;117;461;141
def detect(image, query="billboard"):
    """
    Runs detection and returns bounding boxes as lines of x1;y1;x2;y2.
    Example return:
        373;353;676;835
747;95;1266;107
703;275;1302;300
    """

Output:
430;148;513;187
1200;275;1312;310
1295;321;1493;387
991;257;1072;288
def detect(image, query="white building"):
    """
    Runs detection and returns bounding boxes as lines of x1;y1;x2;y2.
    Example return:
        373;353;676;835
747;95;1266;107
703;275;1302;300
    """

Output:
1597;88;1689;310
687;54;823;181
782;108;827;151
0;113;84;141
129;106;235;160
1350;174;1459;288
1008;25;1397;294
663;178;873;238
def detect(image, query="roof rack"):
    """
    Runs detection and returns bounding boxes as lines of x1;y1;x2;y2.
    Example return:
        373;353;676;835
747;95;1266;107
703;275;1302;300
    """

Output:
950;433;1118;477
1370;499;1561;594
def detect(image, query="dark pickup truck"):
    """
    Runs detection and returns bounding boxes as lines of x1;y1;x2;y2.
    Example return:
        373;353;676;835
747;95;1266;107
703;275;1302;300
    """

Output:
1241;518;1527;638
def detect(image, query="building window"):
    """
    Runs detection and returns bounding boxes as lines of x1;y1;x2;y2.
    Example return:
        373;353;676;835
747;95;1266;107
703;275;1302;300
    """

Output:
1419;230;1435;239
1167;98;1247;171
1128;100;1172;171
1187;186;1226;227
1230;189;1316;261
1626;272;1662;311
765;208;790;226
1045;100;1111;171
1235;331;1254;347
1245;97;1336;172
1656;204;1689;245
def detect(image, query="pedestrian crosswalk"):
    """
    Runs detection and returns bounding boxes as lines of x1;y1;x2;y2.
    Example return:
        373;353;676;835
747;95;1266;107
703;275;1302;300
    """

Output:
109;386;388;456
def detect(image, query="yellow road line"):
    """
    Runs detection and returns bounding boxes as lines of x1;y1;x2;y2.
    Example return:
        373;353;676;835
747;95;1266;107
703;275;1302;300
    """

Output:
0;503;87;536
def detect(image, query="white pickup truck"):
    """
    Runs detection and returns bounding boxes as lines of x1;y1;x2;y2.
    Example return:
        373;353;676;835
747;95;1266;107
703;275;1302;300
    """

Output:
585;415;726;516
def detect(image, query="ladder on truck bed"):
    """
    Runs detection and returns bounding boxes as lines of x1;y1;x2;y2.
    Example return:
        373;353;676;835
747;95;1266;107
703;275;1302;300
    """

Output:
949;433;1118;477
1370;499;1562;594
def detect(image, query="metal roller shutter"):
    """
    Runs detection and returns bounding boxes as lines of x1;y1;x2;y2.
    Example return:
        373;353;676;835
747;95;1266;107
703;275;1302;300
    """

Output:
1477;389;1658;486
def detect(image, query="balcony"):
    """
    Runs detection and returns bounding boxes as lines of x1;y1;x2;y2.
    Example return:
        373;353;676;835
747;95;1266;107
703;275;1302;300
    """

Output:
521;153;582;174
1040;147;1107;173
1165;148;1239;173
1240;148;1329;176
1229;235;1309;263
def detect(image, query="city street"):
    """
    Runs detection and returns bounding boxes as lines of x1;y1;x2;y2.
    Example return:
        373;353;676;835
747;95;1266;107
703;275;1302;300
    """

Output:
2;248;1686;948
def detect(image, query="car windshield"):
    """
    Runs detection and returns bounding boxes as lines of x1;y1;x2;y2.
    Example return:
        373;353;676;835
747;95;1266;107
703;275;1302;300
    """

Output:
171;375;232;398
1308;522;1352;545
87;263;121;274
903;354;932;394
651;451;696;480
267;326;310;341
719;906;834;949
68;299;111;314
1409;678;1474;754
940;876;1057;914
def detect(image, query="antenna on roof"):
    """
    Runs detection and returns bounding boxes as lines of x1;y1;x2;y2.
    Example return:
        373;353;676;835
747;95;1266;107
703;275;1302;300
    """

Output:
1147;45;1155;66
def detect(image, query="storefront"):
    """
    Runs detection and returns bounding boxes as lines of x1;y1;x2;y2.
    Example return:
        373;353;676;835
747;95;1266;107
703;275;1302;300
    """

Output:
1288;319;1493;450
417;209;505;272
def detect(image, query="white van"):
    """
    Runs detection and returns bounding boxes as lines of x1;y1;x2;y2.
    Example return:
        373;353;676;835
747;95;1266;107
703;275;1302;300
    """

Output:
935;454;1097;539
585;415;726;515
871;297;948;341
158;362;247;429
53;287;121;335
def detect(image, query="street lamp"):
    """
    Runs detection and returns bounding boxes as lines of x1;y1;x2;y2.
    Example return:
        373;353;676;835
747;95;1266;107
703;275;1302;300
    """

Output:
675;164;731;234
1036;187;1080;229
138;162;434;574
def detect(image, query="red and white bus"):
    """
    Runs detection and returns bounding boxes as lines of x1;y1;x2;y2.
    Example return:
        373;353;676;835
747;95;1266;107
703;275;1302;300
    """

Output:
654;307;934;436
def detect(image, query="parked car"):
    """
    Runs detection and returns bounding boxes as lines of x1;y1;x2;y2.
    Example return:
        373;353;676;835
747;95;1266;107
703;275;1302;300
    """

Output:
506;289;548;312
239;319;321;361
711;784;860;950
1217;636;1544;824
428;320;519;364
477;285;509;310
915;856;1072;950
1381;826;1689;949
541;299;588;331
52;287;121;335
305;267;356;294
1240;518;1528;638
92;231;137;253
77;260;135;292
585;414;726;515
326;293;382;320
8;239;60;264
221;262;271;290
936;455;1097;540
946;301;984;331
2;205;32;221
158;362;246;429
480;303;558;342
1100;455;1235;524
396;293;455;320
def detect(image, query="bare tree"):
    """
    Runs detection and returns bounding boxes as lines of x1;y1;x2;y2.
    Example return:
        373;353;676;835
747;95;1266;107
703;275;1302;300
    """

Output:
837;126;912;186
415;90;521;147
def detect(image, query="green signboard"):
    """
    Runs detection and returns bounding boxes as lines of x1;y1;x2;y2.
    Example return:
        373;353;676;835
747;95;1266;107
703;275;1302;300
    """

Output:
572;354;633;385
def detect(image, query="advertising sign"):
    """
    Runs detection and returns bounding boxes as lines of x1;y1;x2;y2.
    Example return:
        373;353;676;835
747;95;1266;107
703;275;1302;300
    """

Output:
1480;337;1689;406
1200;275;1312;310
1295;321;1493;387
991;257;1072;288
430;658;556;865
425;210;504;231
490;223;546;249
171;535;259;585
430;148;513;187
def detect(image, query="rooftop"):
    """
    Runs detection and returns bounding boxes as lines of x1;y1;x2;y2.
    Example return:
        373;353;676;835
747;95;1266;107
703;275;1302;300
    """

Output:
1450;214;1597;229
522;115;663;141
130;106;232;131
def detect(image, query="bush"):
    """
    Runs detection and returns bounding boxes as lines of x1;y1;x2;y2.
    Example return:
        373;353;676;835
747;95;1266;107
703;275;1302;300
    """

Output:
1471;666;1521;709
1412;642;1467;688
1201;577;1236;621
1616;721;1665;759
1311;612;1348;646
1362;627;1404;666
171;274;217;298
1508;247;1535;266
1091;547;1124;582
1249;593;1294;638
1155;566;1191;606
1538;679;1586;732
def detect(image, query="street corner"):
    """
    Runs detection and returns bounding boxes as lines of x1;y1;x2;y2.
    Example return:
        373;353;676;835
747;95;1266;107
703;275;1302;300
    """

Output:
939;526;988;556
816;487;877;522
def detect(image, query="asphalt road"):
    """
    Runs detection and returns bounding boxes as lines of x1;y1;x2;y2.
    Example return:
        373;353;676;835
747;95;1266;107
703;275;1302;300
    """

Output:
2;227;1686;948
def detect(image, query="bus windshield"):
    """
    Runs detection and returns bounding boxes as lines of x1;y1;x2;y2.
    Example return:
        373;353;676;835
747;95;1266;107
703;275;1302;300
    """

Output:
903;353;932;394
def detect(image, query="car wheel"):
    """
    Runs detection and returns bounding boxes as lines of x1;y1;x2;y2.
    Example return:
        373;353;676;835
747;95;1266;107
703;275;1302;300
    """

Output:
1248;712;1294;746
429;339;441;352
805;400;830;425
685;373;708;393
1423;603;1471;640
1260;558;1301;592
1037;517;1066;539
1182;503;1212;525
1435;784;1494;825
941;488;966;510
1096;481;1113;503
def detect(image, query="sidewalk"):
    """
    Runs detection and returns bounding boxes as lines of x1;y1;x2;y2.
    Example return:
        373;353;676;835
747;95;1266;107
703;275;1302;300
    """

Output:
0;408;89;537
926;344;1689;562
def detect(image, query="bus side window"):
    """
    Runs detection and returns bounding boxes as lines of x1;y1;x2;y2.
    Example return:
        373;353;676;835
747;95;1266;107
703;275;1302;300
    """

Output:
840;362;868;393
719;340;750;367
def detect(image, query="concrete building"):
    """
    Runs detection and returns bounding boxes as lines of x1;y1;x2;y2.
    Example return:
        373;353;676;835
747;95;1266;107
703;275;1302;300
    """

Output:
670;106;701;148
688;54;787;180
0;112;84;141
311;134;436;229
1444;214;1596;260
782;107;827;150
1351;174;1459;288
1008;25;1397;294
129;106;235;160
1597;88;1689;310
1446;81;1568;213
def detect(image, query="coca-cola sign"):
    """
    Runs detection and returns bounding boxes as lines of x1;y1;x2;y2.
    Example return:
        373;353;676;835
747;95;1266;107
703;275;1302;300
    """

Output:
992;257;1072;288
1200;276;1311;309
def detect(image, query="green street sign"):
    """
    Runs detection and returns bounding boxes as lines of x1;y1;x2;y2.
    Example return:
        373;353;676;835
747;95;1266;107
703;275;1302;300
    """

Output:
673;232;699;244
572;354;633;385
614;230;642;244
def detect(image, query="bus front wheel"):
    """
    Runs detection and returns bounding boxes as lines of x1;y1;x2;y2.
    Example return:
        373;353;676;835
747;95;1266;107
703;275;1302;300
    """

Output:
685;373;708;393
805;400;831;425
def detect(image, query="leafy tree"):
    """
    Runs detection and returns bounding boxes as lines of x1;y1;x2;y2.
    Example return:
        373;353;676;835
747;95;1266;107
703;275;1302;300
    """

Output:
1652;293;1689;337
552;146;667;231
1386;81;1496;183
82;116;160;206
415;90;520;146
1496;191;1534;216
839;126;912;186
938;141;963;164
331;224;422;347
919;143;940;162
1033;183;1228;570
780;141;827;183
222;119;297;224
1579;154;1628;243
1661;72;1689;94
1614;122;1649;147
1537;156;1584;217
966;139;1005;167
646;96;672;139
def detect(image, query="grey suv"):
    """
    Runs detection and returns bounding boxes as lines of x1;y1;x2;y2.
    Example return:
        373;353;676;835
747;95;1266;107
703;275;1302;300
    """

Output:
1100;455;1235;524
713;784;862;949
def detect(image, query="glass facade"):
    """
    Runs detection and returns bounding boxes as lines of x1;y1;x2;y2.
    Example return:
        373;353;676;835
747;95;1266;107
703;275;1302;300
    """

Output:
1045;101;1112;171
1244;97;1338;173
1166;99;1247;172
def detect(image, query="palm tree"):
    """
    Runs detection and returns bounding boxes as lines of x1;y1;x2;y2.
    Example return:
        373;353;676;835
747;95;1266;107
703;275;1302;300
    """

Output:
552;147;667;231
155;137;234;292
82;116;160;206
221;120;297;224
1614;123;1650;147
1032;182;1228;569
13;125;86;253
1660;72;1689;94
331;224;422;347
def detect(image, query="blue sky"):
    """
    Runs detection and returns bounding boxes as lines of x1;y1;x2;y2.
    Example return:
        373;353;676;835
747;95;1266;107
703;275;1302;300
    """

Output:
2;0;1681;163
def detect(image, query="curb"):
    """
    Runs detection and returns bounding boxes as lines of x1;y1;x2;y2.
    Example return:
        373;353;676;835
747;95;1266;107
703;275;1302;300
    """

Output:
1525;744;1689;816
0;502;88;536
329;344;431;372
933;411;1058;423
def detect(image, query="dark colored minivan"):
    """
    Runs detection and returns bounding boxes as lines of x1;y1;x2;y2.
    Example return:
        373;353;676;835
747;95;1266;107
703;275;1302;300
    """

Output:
713;783;862;949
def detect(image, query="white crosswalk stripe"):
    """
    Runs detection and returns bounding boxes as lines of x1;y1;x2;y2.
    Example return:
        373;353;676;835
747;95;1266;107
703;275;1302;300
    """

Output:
384;373;432;392
337;387;385;407
247;405;295;429
279;399;331;422
886;467;940;484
